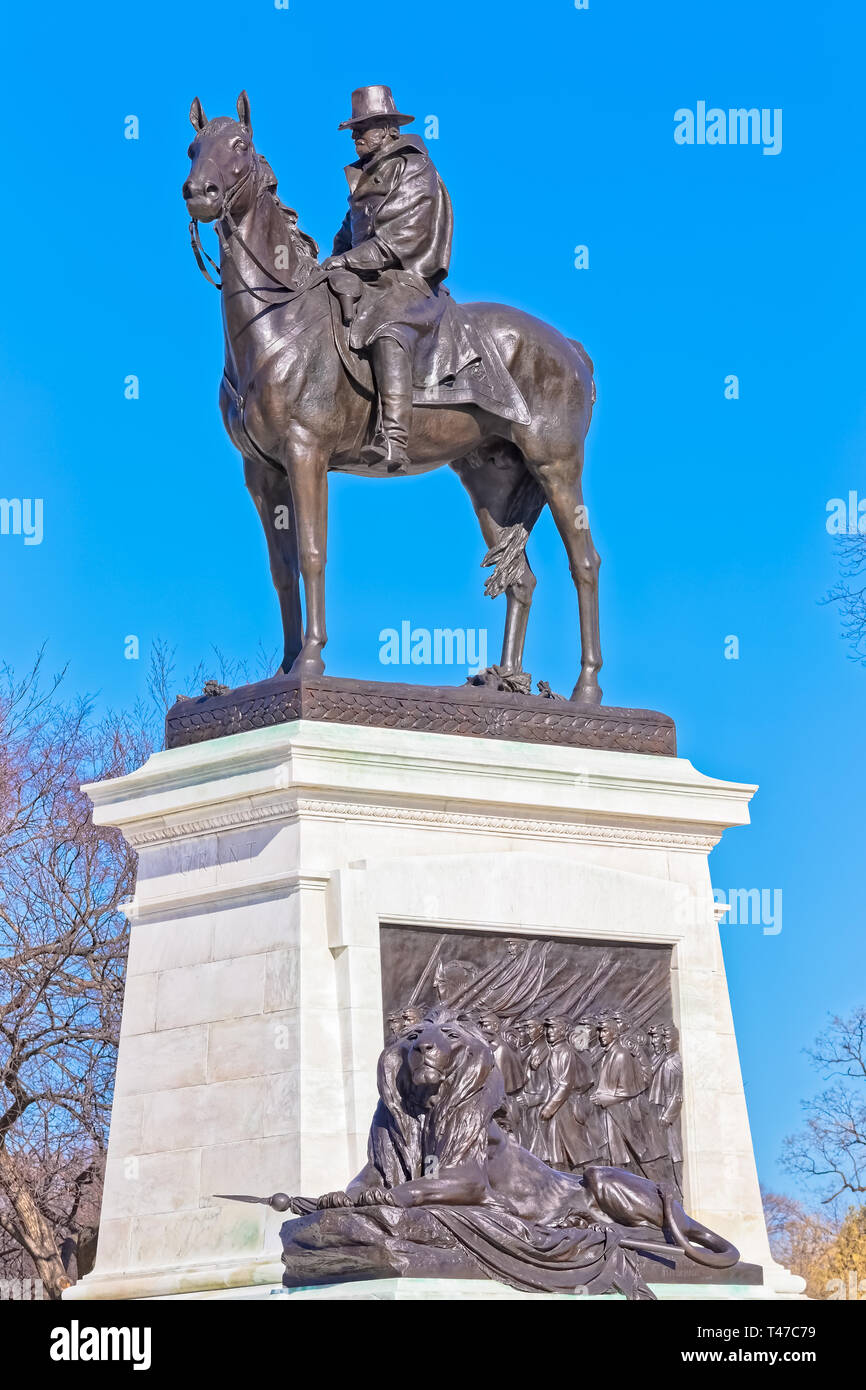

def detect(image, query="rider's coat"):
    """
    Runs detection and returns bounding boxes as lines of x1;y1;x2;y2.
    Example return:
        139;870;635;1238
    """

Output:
332;134;475;387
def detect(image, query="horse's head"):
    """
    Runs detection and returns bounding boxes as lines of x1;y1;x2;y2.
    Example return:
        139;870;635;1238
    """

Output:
182;91;257;223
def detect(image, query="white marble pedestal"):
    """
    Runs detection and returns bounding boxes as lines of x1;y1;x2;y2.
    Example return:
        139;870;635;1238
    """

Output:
151;1277;802;1302
65;720;802;1301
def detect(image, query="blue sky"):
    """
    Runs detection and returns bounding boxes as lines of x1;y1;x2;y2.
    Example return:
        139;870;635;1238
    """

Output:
1;0;863;1199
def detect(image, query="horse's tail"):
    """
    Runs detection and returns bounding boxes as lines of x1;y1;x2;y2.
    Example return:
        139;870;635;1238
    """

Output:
481;465;547;597
570;337;597;405
477;328;593;596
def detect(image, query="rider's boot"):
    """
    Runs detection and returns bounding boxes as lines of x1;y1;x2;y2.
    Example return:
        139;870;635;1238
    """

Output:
360;337;413;474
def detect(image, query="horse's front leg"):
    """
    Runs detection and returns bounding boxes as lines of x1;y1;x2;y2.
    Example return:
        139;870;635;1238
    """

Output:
244;456;302;675
283;436;329;678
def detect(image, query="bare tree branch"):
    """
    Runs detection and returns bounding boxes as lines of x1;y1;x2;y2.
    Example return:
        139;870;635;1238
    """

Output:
0;654;150;1296
783;1009;866;1204
823;533;866;664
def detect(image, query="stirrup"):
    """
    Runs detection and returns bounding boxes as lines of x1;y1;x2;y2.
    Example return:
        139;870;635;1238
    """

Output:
360;434;411;474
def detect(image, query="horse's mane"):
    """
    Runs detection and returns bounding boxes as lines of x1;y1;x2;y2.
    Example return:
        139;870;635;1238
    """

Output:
254;153;320;262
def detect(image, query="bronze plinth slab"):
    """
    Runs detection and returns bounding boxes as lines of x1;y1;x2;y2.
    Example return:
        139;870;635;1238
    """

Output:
164;675;676;756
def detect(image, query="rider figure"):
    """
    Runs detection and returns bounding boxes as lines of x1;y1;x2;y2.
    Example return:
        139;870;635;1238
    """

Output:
323;86;454;474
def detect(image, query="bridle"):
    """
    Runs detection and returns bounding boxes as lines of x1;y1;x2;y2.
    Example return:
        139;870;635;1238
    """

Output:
186;136;341;471
188;147;327;304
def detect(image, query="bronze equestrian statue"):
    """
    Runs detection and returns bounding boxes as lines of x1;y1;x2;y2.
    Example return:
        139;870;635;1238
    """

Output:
183;89;603;705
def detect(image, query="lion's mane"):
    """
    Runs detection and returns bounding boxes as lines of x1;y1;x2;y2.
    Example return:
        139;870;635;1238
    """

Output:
409;1008;505;1173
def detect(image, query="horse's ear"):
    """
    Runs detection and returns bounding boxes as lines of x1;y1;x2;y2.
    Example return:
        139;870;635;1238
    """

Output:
236;90;252;135
189;97;207;132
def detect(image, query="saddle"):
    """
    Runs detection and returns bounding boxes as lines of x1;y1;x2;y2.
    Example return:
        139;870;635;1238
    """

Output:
326;270;531;427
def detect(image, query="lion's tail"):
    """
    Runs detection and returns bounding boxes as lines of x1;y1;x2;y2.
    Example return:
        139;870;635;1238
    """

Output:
661;1187;740;1269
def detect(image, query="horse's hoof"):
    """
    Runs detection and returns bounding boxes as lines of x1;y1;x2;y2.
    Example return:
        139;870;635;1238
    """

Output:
570;682;603;708
273;657;303;679
468;666;532;695
289;652;326;679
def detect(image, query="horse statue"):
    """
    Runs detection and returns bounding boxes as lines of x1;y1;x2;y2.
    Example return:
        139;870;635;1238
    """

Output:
182;92;603;705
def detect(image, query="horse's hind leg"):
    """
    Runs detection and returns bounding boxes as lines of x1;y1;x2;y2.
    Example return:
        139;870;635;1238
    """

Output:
526;445;603;706
500;554;535;675
451;448;544;679
244;456;302;675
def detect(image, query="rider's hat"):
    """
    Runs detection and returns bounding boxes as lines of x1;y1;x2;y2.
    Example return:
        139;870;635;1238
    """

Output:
338;85;414;131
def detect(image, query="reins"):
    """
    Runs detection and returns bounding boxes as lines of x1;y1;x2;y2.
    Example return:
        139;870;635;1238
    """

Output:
188;155;327;305
189;220;223;288
186;140;341;470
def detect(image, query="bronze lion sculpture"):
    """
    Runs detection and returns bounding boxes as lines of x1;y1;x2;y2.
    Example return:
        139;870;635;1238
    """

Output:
269;1009;740;1299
